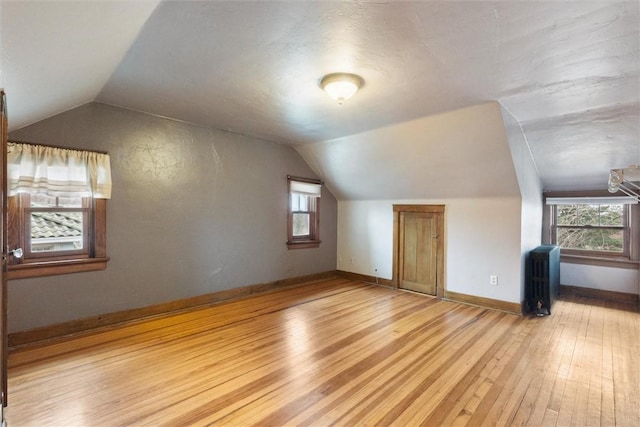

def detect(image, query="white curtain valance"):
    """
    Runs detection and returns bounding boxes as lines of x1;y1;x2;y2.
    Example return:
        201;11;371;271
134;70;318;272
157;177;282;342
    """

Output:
7;142;112;199
290;180;322;198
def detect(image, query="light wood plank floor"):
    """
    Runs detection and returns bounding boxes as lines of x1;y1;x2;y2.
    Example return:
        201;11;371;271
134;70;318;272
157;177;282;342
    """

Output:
6;278;640;426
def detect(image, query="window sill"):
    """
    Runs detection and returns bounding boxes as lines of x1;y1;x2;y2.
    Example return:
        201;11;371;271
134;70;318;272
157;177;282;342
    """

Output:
560;254;639;270
8;257;110;280
287;240;321;250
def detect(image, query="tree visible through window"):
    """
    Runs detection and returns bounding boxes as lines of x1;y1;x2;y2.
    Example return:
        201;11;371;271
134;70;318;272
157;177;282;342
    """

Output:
552;203;628;255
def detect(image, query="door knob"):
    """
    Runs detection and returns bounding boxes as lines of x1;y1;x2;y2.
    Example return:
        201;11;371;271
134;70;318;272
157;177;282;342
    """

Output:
9;248;23;259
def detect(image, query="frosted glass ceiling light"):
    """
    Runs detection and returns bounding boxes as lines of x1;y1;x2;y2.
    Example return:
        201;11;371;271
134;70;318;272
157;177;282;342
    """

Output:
320;73;364;105
608;165;640;202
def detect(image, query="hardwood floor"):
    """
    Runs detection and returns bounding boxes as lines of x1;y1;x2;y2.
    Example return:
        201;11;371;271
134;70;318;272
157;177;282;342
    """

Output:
5;278;639;426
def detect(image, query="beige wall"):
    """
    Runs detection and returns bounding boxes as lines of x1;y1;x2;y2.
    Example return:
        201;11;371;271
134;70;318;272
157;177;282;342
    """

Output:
337;198;524;303
296;102;522;201
500;105;544;299
302;102;541;305
8;102;338;332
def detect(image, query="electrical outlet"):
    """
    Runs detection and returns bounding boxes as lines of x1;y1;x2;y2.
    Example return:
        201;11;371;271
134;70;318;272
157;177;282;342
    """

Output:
490;275;498;286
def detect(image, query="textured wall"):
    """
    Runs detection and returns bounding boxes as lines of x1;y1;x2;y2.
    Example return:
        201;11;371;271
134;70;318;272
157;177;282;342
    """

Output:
8;102;337;332
296;102;522;201
500;105;543;301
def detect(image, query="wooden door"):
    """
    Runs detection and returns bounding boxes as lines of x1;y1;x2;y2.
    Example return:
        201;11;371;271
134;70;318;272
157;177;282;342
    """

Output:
399;211;438;295
0;90;7;417
393;205;444;297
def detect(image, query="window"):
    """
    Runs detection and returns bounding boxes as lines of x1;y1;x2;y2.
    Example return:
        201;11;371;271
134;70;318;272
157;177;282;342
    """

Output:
23;193;89;257
549;198;632;258
287;176;321;249
6;142;111;279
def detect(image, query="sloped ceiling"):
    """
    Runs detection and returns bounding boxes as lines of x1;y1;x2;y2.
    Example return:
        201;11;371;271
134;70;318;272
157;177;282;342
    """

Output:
1;1;160;130
297;102;522;200
1;1;639;193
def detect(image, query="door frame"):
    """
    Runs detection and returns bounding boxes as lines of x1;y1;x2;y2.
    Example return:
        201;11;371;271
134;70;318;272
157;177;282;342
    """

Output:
392;204;445;298
1;90;7;416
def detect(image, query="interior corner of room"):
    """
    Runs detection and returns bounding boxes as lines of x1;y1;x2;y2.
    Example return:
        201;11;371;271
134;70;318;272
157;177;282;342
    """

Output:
0;0;638;424
1;0;638;346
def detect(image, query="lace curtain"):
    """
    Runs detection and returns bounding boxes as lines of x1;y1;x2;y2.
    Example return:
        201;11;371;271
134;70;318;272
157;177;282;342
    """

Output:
7;142;112;199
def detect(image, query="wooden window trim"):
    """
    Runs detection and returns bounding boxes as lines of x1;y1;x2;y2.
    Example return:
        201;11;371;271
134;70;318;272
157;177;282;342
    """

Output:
543;190;638;268
286;240;322;250
7;197;108;279
550;203;631;259
559;254;639;270
7;258;109;279
287;176;321;250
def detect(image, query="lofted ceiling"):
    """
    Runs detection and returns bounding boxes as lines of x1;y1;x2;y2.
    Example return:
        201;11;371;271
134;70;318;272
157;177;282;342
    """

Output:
1;0;638;192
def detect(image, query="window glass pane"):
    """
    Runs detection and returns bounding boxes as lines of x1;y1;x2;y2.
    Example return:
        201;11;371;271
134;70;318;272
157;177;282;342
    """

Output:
556;205;577;226
30;193;57;208
291;194;309;212
58;196;83;208
577;204;600;226
557;204;624;227
299;195;308;211
556;227;623;253
598;204;623;226
292;213;310;236
30;211;84;252
29;194;83;208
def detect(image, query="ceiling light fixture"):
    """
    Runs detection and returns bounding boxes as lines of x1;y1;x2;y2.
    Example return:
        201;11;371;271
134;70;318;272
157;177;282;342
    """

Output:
608;165;640;202
320;72;364;105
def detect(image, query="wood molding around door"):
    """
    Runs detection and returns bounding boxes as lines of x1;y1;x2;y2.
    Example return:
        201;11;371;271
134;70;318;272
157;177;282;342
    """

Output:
392;204;445;298
1;90;8;415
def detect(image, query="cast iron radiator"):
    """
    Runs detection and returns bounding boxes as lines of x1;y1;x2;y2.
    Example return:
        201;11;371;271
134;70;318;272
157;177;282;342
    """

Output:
526;245;560;316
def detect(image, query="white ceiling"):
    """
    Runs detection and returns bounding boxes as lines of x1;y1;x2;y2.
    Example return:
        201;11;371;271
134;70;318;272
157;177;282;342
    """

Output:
1;0;160;129
1;1;639;192
297;102;524;200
